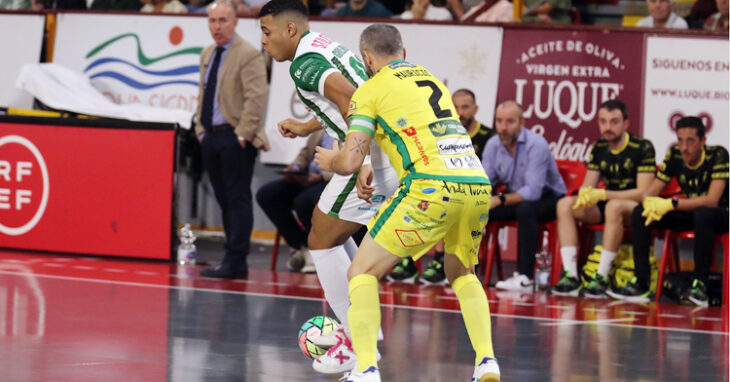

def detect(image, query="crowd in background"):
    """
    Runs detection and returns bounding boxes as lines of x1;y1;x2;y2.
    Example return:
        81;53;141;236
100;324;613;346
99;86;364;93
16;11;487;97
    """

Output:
0;0;727;31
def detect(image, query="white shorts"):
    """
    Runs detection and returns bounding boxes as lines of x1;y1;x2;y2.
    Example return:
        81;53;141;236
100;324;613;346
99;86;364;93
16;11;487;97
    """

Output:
317;165;399;226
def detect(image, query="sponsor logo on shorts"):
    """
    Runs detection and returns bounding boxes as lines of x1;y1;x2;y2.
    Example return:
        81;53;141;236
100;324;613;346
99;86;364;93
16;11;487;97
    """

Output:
437;137;474;156
395;229;425;247
418;200;430;211
358;206;378;212
371;194;386;203
405;213;432;232
441;181;489;196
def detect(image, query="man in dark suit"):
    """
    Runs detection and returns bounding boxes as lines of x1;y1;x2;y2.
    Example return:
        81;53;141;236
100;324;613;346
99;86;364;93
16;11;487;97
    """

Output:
195;0;269;278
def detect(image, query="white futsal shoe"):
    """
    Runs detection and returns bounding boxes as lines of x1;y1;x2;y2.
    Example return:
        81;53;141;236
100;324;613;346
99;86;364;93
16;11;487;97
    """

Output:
342;366;381;382
312;326;384;348
313;328;357;374
472;356;500;382
495;272;533;292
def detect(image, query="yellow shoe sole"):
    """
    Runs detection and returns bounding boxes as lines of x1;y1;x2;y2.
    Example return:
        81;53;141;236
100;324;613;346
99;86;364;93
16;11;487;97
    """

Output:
480;373;500;382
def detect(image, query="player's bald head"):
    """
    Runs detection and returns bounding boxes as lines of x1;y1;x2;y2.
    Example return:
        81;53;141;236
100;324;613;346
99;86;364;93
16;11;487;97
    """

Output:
359;24;403;58
496;101;524;120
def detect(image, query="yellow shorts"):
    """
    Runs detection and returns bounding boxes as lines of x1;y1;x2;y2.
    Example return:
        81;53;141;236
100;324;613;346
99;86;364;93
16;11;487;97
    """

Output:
367;178;491;267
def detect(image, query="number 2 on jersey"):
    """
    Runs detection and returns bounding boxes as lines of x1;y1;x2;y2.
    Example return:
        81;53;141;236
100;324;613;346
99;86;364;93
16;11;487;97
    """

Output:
416;80;453;119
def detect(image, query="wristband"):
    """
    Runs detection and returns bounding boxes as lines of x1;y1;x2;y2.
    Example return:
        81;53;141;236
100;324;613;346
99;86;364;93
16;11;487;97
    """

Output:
498;194;506;206
671;197;679;209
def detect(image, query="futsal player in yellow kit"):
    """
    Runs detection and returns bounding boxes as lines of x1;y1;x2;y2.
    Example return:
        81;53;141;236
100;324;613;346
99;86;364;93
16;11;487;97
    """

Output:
314;23;500;382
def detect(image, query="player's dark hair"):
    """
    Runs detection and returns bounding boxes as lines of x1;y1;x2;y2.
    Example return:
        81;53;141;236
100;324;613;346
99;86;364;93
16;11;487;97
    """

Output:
453;89;476;103
360;24;403;56
675;116;705;138
599;99;628;120
258;0;309;18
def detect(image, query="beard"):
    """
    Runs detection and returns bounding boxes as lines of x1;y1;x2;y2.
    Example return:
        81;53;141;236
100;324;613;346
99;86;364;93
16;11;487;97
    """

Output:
500;133;518;146
602;131;621;144
460;116;474;129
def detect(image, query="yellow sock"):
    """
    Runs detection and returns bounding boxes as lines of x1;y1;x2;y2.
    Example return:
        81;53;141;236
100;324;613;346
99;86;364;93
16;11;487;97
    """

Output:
348;274;380;372
452;273;495;364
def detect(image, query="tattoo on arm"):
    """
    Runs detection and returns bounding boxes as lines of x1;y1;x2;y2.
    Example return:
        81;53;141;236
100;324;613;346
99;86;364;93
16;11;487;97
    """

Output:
350;136;368;157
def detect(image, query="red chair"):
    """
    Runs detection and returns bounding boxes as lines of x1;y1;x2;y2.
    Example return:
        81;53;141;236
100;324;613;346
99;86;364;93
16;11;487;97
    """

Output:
655;229;729;306
479;160;586;287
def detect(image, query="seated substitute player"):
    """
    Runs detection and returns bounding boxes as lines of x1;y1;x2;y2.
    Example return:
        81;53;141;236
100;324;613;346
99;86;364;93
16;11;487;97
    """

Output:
387;87;497;284
315;24;500;382
607;116;728;305
258;0;398;374
552;100;656;297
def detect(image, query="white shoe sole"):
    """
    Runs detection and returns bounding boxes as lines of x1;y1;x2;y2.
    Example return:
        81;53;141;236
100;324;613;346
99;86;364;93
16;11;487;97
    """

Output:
550;288;580;296
606;289;650;303
688;295;709;307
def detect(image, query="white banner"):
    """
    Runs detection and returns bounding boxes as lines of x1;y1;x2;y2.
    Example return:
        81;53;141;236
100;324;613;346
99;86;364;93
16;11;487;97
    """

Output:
0;14;45;109
53;13;261;118
260;21;503;165
643;36;729;159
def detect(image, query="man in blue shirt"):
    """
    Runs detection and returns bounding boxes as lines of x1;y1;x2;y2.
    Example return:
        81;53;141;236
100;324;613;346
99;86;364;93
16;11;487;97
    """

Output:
481;101;566;292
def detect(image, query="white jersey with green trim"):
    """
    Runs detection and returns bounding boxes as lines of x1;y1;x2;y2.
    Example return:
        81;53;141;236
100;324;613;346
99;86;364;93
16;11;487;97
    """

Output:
289;31;389;170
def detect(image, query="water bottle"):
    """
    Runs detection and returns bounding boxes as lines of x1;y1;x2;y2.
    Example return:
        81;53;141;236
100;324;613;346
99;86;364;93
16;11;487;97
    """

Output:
177;223;197;266
535;231;551;291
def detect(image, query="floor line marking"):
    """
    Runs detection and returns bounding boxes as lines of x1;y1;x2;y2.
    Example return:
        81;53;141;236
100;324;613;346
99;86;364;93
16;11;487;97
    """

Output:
539;317;637;327
697;317;723;322
0;270;726;336
658;313;685;318
621;311;648;316
134;271;159;276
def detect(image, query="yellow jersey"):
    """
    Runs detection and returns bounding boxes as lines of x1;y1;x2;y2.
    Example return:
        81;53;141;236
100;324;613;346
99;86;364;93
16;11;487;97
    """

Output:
348;60;490;185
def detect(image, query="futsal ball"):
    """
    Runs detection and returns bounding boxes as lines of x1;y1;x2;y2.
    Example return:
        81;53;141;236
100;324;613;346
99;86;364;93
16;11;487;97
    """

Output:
297;315;340;359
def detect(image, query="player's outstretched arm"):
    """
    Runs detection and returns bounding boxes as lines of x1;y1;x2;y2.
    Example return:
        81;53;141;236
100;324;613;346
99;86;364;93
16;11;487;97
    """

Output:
278;117;322;138
314;131;371;175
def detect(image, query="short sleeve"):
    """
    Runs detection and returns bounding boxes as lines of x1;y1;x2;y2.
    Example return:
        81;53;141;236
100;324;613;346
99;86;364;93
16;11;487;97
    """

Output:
711;147;729;180
347;85;377;137
290;53;337;93
588;144;600;171
657;147;677;182
638;139;657;173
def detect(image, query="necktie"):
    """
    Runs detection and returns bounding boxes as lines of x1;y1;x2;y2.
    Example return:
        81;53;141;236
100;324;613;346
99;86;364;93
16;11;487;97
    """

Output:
201;46;224;131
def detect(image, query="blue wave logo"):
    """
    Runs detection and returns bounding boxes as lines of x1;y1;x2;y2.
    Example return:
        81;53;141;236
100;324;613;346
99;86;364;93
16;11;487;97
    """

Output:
84;28;202;90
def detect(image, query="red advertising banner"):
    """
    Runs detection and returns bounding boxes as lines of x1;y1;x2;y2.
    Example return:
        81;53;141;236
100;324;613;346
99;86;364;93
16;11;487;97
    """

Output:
0;121;174;259
497;29;644;161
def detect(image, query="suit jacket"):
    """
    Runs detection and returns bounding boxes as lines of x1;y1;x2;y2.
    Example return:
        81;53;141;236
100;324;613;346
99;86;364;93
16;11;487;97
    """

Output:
195;34;270;151
292;129;333;182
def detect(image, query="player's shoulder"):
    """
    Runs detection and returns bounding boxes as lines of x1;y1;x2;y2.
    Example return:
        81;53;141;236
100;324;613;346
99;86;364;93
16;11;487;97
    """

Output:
707;145;729;162
628;133;654;148
591;139;609;152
